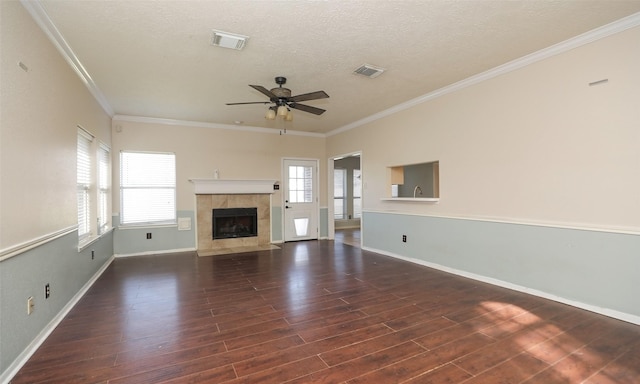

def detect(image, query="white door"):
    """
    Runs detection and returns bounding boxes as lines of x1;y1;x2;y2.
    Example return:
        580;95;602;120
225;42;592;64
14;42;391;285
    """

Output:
283;159;319;242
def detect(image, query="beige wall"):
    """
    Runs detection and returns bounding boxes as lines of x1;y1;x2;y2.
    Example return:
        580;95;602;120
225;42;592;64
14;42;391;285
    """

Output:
327;25;640;234
111;119;327;213
0;1;112;250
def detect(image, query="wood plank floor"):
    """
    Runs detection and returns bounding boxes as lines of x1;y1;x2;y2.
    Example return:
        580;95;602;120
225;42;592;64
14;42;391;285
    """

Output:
334;228;361;248
12;240;640;383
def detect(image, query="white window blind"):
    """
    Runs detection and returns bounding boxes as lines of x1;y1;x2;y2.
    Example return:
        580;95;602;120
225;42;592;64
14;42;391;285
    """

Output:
77;128;93;239
120;151;176;226
98;143;110;234
334;169;346;219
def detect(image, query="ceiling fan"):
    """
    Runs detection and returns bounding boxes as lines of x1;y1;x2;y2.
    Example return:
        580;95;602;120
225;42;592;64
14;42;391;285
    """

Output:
226;76;329;118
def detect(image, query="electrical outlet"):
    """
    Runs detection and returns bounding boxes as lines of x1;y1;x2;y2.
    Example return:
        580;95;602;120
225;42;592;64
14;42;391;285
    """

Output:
402;235;407;243
146;233;152;239
27;296;34;315
45;283;50;299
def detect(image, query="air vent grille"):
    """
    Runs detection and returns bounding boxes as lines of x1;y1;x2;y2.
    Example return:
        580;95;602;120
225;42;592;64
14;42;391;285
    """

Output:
353;64;385;78
211;30;249;50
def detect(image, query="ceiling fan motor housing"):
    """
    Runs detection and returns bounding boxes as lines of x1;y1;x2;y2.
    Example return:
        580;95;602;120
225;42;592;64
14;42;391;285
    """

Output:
271;77;291;100
271;87;292;99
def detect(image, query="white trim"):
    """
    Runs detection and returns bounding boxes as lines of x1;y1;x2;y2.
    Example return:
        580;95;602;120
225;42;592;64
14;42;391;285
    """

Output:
114;247;196;258
361;245;640;326
113;115;325;138
0;225;78;262
77;125;95;140
117;223;177;230
20;0;114;117
363;209;640;236
0;255;115;384
380;198;440;203
189;179;277;194
327;12;640;137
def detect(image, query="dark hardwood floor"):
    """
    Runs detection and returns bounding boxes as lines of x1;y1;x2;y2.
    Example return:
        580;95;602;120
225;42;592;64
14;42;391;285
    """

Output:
12;240;640;383
334;228;361;248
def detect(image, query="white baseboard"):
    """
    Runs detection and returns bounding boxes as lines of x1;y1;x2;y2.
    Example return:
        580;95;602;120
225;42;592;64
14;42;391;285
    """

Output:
1;255;115;384
362;246;640;326
114;247;196;258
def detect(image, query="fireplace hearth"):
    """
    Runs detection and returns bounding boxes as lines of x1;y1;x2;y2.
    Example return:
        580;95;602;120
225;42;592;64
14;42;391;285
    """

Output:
212;207;257;239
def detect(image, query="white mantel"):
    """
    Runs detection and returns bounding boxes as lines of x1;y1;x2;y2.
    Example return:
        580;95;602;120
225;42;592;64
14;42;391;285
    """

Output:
189;179;278;194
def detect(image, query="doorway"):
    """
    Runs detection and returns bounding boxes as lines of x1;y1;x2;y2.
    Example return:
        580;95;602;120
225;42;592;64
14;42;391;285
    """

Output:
331;153;361;246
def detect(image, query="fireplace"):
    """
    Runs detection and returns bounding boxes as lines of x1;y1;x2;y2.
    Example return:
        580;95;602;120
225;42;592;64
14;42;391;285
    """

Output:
191;179;277;255
212;207;257;239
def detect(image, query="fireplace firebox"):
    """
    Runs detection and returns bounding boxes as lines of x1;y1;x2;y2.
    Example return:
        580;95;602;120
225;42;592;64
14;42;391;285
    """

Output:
212;208;258;239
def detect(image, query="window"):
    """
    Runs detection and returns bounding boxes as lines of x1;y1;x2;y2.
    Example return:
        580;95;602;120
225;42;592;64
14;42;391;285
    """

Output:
77;128;93;240
98;143;110;234
288;165;313;203
334;169;346;219
353;169;362;218
334;168;362;220
120;151;176;226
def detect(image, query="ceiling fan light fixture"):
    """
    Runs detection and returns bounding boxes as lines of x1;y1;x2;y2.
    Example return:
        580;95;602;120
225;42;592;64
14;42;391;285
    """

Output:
285;112;293;121
265;109;276;120
353;63;386;78
211;30;249;50
277;105;288;117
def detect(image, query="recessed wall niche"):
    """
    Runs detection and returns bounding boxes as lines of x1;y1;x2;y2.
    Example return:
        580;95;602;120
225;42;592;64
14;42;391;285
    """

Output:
389;161;439;198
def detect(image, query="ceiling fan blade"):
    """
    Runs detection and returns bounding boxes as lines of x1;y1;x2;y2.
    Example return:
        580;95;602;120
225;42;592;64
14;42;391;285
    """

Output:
290;103;326;115
226;101;270;105
249;85;277;99
289;90;329;103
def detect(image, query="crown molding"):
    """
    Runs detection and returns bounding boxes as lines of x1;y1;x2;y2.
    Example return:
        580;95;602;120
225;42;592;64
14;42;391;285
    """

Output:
112;115;325;138
327;12;640;137
21;0;114;117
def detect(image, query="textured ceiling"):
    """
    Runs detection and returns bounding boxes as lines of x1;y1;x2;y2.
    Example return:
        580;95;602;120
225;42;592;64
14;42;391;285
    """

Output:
35;0;640;134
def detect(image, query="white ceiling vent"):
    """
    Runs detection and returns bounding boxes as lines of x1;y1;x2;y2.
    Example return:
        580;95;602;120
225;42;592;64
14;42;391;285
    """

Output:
353;64;385;78
211;30;249;50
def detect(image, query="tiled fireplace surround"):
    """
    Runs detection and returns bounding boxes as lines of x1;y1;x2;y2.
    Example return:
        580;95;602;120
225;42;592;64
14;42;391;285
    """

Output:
191;179;276;256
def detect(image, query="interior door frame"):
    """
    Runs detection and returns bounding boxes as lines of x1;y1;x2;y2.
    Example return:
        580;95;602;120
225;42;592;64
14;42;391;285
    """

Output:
328;151;362;242
282;157;320;242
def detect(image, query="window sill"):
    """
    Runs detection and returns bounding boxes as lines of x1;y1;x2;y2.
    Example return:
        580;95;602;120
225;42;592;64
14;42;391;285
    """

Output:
78;227;113;252
117;223;177;230
381;197;440;203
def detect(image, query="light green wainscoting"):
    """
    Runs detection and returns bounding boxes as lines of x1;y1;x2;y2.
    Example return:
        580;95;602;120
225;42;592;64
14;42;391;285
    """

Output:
320;207;329;239
0;230;114;382
271;205;283;242
113;211;196;256
362;211;640;323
